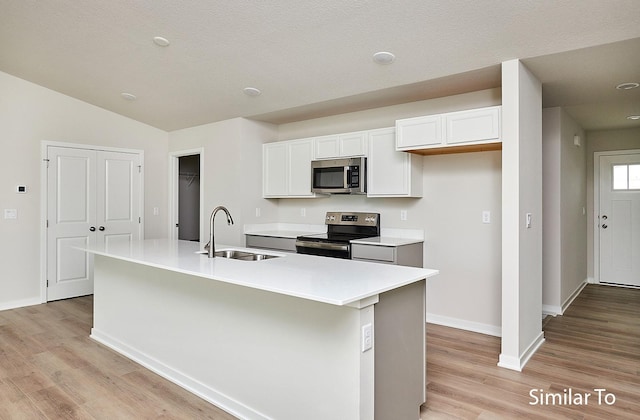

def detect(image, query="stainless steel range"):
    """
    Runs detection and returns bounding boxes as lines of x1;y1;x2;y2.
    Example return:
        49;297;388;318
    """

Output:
295;212;380;259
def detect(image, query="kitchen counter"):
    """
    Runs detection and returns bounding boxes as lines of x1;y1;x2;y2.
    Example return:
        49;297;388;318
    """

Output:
84;239;437;419
84;238;436;306
350;236;424;246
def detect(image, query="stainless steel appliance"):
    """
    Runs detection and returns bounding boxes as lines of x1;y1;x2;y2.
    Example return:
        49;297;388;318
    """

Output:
311;157;366;194
295;211;380;259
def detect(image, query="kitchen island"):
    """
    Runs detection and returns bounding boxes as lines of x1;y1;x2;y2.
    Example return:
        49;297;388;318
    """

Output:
85;239;438;420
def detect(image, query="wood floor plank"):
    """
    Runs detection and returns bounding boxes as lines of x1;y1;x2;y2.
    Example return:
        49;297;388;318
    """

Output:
1;284;638;419
424;284;640;419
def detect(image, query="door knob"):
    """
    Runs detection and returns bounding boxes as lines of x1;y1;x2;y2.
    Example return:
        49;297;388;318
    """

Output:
99;226;105;231
602;224;608;229
89;226;96;232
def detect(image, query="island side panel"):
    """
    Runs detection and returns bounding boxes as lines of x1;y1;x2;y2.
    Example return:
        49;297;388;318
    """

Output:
374;280;426;420
91;255;367;420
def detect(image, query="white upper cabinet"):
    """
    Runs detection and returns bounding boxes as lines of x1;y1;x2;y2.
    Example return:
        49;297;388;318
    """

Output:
445;106;501;145
396;114;443;150
314;131;367;159
263;139;316;198
396;106;501;152
367;127;422;198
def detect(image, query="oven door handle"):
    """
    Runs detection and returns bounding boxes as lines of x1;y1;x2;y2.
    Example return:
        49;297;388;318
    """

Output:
295;240;350;251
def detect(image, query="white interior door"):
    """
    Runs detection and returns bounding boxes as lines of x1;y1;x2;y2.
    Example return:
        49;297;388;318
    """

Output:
47;146;141;301
96;151;141;251
599;153;640;287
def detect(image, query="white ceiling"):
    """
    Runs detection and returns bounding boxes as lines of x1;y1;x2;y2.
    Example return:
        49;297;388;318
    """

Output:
1;0;639;132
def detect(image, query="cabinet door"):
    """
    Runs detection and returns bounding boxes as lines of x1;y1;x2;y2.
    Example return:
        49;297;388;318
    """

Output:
315;135;340;159
315;132;367;158
339;132;367;156
288;139;315;196
395;115;443;150
445;106;500;145
368;128;412;197
263;142;288;197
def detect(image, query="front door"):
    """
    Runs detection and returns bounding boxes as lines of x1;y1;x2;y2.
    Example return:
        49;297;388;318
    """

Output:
599;153;640;287
46;146;142;301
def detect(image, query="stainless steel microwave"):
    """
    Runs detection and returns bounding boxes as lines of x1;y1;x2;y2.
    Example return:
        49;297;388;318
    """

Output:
311;157;366;194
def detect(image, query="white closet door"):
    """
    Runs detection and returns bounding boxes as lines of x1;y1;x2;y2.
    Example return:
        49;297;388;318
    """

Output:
96;151;141;252
46;146;142;301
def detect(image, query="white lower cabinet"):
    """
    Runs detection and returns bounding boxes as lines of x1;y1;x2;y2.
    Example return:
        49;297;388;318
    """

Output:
367;127;422;197
351;242;423;267
263;139;315;198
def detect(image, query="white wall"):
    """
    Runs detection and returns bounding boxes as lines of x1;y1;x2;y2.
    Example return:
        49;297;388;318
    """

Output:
276;89;503;334
542;108;587;314
586;127;640;281
168;118;279;247
0;70;168;310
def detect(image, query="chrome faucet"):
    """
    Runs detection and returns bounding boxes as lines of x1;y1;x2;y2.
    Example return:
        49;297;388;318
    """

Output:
206;206;234;258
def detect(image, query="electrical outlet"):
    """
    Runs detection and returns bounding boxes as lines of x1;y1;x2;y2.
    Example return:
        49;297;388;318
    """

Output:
300;208;306;217
362;323;373;352
400;210;407;221
255;207;261;217
4;209;17;219
482;211;491;224
153;207;159;216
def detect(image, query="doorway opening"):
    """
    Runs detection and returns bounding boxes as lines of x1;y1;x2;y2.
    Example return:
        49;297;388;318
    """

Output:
169;148;204;242
178;155;201;241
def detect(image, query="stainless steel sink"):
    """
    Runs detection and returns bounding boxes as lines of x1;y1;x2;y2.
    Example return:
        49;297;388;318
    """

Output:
197;249;280;261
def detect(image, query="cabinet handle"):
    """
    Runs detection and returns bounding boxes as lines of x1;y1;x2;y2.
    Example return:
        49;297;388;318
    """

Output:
89;226;96;232
99;226;105;231
602;224;608;229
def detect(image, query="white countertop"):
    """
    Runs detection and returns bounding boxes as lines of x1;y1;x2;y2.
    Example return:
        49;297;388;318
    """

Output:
84;239;438;307
244;230;309;239
350;237;424;246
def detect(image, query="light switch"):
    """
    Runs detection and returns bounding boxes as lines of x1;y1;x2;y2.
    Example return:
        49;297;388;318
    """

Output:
4;209;17;219
526;213;532;228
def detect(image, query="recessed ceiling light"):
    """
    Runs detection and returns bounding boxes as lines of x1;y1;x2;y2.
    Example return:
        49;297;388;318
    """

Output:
627;115;640;120
373;51;395;65
243;87;261;96
153;36;170;47
121;92;137;101
616;82;639;90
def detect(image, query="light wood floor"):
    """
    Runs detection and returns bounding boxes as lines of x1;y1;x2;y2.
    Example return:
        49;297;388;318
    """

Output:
423;284;640;419
1;284;638;419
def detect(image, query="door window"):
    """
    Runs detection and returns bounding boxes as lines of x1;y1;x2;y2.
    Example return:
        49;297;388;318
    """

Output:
613;164;640;190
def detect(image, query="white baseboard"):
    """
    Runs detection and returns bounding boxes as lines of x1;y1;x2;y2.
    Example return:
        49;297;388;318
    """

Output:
90;328;268;420
426;313;501;337
542;279;588;317
542;304;562;316
498;331;545;372
561;280;588;313
0;297;42;312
